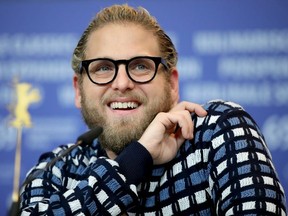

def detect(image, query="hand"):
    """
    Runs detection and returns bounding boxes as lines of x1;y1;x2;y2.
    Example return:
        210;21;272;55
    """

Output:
138;101;207;165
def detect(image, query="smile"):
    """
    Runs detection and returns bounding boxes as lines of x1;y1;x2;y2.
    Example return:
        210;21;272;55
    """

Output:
110;101;139;110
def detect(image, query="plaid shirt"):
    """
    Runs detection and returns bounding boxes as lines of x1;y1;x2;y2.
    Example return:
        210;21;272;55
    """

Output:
20;100;287;215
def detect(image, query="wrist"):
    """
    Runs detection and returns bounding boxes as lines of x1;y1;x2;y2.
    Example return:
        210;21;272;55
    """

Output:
115;141;153;185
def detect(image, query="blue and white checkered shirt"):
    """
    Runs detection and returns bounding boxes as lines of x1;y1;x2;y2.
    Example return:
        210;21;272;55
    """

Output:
20;100;287;215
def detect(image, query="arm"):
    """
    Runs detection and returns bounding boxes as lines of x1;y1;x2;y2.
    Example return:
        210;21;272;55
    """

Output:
19;142;152;215
203;101;287;215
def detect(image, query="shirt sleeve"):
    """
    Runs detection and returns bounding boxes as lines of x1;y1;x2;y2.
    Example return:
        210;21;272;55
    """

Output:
201;101;287;215
19;142;151;215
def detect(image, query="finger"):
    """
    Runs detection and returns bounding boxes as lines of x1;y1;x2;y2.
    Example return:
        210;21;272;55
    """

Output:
174;130;186;149
178;111;194;139
167;111;193;139
174;121;194;140
192;104;207;117
171;101;207;117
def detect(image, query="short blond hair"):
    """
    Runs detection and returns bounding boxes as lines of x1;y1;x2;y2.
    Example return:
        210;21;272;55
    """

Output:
71;4;178;74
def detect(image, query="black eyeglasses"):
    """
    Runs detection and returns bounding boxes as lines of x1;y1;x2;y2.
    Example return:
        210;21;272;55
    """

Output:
79;56;168;85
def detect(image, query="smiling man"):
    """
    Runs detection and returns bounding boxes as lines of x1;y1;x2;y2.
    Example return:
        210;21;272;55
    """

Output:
74;23;180;159
19;4;286;215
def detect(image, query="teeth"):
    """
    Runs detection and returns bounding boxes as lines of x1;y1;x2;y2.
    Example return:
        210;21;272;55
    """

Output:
110;102;139;109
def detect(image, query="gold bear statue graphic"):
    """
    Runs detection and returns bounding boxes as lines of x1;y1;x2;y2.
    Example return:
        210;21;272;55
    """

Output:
10;83;41;128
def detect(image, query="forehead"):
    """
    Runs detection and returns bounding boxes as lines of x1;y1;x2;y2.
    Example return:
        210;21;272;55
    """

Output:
85;23;161;59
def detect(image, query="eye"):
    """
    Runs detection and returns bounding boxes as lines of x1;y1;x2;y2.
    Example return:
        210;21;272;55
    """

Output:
135;63;149;71
129;58;154;73
97;65;112;72
89;60;114;74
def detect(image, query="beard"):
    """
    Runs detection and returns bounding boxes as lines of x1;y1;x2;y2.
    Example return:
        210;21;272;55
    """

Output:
79;82;173;155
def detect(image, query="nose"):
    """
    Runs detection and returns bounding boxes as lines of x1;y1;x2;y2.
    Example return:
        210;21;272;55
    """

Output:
111;65;135;92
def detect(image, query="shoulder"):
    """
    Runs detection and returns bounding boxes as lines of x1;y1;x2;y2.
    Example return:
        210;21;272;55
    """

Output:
202;99;244;117
192;100;262;147
37;139;103;165
194;99;249;128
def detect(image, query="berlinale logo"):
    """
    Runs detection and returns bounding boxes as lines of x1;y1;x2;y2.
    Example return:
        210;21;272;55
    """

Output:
10;82;41;128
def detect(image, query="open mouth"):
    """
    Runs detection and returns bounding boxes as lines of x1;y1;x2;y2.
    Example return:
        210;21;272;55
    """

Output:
109;101;139;110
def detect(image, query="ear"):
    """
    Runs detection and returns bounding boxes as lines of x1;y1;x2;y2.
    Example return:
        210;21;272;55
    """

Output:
169;68;179;105
73;74;82;108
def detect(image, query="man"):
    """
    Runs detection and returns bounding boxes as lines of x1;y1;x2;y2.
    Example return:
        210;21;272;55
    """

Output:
19;4;286;215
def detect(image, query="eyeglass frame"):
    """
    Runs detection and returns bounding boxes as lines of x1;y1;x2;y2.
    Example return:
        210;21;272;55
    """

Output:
78;56;169;85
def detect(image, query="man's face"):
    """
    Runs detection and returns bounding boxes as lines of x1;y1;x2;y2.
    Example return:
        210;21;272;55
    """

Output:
73;23;179;154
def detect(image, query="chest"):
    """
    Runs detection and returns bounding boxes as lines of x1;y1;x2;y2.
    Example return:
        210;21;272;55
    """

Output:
135;155;213;215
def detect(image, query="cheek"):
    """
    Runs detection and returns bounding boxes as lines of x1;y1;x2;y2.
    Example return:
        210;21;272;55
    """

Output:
84;83;109;107
145;78;168;97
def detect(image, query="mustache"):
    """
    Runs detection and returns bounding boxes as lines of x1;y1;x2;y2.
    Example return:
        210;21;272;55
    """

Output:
101;91;147;105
